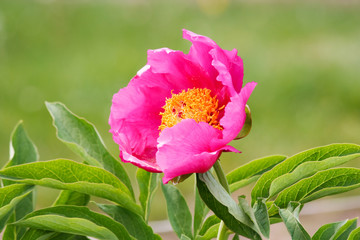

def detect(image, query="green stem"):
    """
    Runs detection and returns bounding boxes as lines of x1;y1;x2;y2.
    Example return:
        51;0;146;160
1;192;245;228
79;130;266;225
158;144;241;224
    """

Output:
213;160;230;193
213;160;231;240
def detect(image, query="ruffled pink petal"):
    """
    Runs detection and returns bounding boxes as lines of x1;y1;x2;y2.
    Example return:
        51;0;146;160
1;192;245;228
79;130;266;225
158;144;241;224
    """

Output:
182;29;218;80
109;67;172;169
156;119;236;183
183;29;244;103
210;47;244;96
220;82;257;143
147;48;218;94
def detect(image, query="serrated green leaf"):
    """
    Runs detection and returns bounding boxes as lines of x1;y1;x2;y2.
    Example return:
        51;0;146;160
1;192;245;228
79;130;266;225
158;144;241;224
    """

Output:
278;204;310;240
0;159;142;216
96;203;158;240
196;223;220;240
194;187;208;238
0;184;34;231
2;122;38;240
253;199;270;238
14;206;133;240
269;153;360;197
227;155;286;192
161;184;192;239
136;169;159;222
312;218;357;240
275;168;360;208
348;227;360;240
45;102;134;199
196;172;261;240
251;144;360;205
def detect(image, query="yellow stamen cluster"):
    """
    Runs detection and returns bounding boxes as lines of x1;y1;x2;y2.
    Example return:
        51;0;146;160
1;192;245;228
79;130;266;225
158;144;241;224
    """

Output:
159;88;224;131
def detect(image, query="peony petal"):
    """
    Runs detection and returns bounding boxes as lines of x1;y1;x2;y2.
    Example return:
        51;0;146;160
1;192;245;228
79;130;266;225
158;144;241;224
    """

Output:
156;119;234;183
109;67;172;166
220;82;257;143
210;47;244;96
183;29;244;102
121;151;162;173
182;29;217;77
147;47;218;94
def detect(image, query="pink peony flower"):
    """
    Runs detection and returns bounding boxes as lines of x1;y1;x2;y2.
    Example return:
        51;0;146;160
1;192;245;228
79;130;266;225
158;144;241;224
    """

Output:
109;29;257;184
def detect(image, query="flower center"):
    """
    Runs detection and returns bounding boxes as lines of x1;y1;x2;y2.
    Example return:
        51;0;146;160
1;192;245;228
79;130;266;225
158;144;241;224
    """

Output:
159;88;224;131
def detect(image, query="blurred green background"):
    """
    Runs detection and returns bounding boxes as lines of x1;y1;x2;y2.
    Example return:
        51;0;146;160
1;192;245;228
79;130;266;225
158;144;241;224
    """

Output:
0;0;359;223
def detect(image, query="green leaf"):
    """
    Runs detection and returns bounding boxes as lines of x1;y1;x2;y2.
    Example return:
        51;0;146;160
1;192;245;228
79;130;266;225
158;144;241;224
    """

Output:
275;168;360;208
331;218;357;240
47;234;89;240
22;188;91;239
14;206;133;240
20;229;54;240
17;215;119;240
2;122;38;240
3;121;39;171
232;234;240;240
3;195;34;240
0;159;142;216
269;216;282;225
45;102;134;199
267;204;279;218
269;153;360;197
96;203;158;240
198;215;220;236
20;229;89;240
0;184;34;231
253;199;270;238
312;218;357;240
196;172;261;240
136;169;159;222
251;144;360;205
161;183;192;239
348;227;360;240
54;190;90;206
181;235;192;240
235;105;252;140
196;223;220;240
278;204;310;240
194;186;209;237
20;230;88;240
227;155;286;192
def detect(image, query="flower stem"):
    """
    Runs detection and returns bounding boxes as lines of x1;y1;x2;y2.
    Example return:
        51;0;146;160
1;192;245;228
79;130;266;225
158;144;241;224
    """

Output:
213;160;230;193
213;160;231;240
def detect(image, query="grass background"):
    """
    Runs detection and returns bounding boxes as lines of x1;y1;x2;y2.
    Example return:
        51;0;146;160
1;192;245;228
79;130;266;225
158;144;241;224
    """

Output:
0;0;359;222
